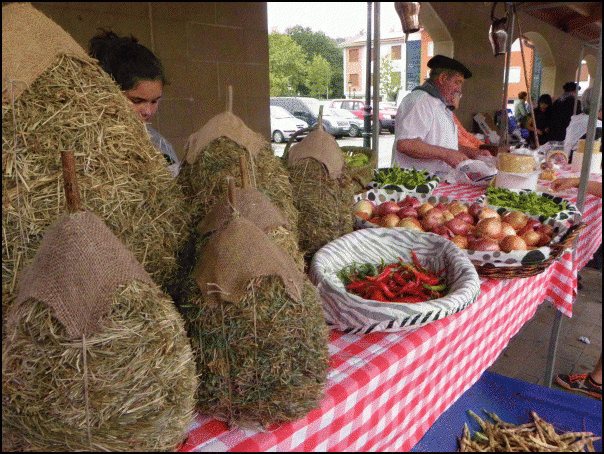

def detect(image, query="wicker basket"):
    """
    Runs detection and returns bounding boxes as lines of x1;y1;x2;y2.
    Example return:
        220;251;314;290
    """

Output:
475;222;587;279
340;146;378;190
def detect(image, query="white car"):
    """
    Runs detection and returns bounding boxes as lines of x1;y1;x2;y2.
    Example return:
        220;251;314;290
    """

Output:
270;106;308;143
328;107;364;137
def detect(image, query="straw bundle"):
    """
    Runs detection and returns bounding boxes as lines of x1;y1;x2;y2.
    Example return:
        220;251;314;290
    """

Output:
2;280;197;452
186;275;329;429
2;55;188;322
178;137;298;235
288;158;355;260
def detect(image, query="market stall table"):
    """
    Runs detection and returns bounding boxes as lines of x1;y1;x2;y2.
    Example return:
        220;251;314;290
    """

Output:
179;167;602;452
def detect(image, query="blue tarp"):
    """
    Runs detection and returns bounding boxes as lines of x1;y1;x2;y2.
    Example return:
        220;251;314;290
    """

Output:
412;371;602;452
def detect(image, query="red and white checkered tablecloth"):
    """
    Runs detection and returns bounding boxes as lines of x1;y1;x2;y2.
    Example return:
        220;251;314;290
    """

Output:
179;169;602;452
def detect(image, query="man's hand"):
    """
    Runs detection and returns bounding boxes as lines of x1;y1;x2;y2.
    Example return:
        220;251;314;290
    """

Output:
443;150;470;168
465;147;491;159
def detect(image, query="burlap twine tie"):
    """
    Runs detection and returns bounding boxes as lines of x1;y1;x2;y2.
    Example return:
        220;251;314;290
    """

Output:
9;211;154;339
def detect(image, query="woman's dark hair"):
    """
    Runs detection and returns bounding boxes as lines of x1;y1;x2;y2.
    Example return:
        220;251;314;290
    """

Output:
88;29;167;91
537;94;552;107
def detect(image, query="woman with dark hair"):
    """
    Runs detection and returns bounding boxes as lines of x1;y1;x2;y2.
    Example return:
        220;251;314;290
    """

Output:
88;30;180;176
526;93;553;146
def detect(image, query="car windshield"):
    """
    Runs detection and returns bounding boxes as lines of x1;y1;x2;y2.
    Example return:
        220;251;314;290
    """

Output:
332;109;356;119
270;106;294;119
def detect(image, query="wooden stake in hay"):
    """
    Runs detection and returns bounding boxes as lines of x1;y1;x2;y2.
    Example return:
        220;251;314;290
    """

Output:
2;4;189;328
286;123;354;260
2;211;197;451
185;214;329;429
2;281;197;452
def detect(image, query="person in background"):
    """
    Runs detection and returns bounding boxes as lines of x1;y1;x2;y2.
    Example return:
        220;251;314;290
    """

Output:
514;91;530;129
549;82;582;142
450;93;484;151
88;30;181;177
550;176;602;400
564;87;603;160
525;93;553;147
392;55;490;176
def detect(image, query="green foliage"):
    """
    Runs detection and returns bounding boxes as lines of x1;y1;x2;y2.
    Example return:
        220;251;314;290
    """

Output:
380;57;402;102
268;32;307;97
269;27;344;99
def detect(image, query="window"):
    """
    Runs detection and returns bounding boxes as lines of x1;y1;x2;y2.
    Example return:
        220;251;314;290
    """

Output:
349;48;359;63
349;73;359;87
508;67;521;84
391;45;401;60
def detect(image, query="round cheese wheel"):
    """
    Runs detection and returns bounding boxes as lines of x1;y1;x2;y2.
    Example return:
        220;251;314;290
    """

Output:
496;152;535;173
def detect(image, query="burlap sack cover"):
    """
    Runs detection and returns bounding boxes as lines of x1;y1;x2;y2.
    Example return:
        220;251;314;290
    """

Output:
287;127;345;179
7;211;154;339
193;216;303;303
2;2;96;103
185;111;266;164
197;187;289;236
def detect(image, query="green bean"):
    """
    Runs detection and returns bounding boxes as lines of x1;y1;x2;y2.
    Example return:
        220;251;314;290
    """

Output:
487;187;568;217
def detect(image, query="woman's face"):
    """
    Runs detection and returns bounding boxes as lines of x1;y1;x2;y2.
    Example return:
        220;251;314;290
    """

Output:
539;103;548;112
123;79;163;123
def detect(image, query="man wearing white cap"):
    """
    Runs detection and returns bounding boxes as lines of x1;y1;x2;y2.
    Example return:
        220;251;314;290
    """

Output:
393;55;490;176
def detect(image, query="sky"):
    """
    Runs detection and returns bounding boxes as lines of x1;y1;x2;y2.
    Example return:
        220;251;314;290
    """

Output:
267;2;401;41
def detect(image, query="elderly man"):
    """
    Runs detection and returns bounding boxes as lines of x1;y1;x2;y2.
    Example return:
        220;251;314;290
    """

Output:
392;55;490;176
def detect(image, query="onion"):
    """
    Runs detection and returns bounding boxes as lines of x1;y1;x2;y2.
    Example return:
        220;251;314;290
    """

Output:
499;235;527;252
475;217;503;239
521;229;541;247
517;218;541;235
380;213;400;228
537;224;555;237
478;207;501;221
421;209;445;230
500;222;517;237
367;217;381;226
536;233;551;247
501;211;528;231
446;218;471;236
448;201;469;216
431;225;453;240
400;196;421;208
468;203;484;219
468;237;500;251
354;200;374;219
397;206;418;218
417;202;434;218
398;217;423;231
451;235;469;249
441;209;455;222
376;201;400;217
455;211;475;225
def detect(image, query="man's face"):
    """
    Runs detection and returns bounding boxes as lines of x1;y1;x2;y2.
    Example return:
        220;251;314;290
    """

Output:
434;72;465;106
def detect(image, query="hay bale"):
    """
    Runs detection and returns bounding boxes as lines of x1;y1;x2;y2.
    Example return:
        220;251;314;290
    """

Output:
288;158;355;260
185;275;329;428
2;55;189;320
177;137;298;236
2;280;197;451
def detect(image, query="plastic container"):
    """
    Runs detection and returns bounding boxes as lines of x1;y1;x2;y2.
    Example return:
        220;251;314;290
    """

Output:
571;150;602;174
494;169;539;191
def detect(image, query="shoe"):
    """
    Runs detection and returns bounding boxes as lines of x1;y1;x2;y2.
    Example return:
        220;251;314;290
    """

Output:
555;373;602;400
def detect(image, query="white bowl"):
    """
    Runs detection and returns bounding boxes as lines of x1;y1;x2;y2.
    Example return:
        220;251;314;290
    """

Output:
495;170;539;191
309;228;481;334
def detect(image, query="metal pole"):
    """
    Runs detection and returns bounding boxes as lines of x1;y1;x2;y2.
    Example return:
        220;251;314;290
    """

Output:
545;27;601;388
372;2;380;158
500;4;515;146
363;2;373;149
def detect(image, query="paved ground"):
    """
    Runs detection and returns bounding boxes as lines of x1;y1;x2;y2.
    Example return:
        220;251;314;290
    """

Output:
488;266;602;400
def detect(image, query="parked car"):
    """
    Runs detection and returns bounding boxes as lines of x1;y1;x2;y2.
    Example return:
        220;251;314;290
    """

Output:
328;107;365;137
270;97;350;137
327;99;396;134
269;105;308;143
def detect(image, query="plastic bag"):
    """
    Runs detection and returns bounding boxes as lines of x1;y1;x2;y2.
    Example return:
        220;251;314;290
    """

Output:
445;158;497;186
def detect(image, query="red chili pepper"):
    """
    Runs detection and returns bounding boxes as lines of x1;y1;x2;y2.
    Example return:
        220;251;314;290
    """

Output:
369;289;386;301
346;280;368;292
378;282;397;300
392;272;410;286
410;250;425;272
376;267;392;282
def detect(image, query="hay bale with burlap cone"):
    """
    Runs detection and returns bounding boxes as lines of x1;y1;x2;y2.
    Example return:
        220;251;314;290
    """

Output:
2;211;197;451
176;90;298;236
183;212;329;429
2;3;188;326
286;118;354;261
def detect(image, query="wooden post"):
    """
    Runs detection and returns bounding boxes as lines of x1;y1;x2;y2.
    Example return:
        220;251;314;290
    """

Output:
239;156;250;188
61;150;80;212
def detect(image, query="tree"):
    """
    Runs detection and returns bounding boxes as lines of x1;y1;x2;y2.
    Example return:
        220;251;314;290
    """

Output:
380;56;402;102
307;54;332;99
268;32;307;96
287;26;344;98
